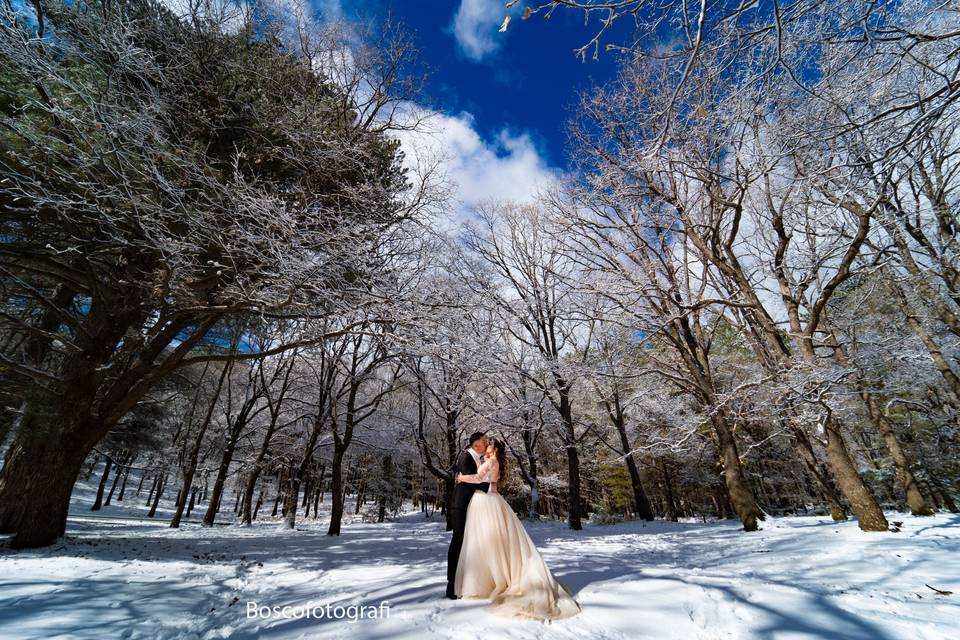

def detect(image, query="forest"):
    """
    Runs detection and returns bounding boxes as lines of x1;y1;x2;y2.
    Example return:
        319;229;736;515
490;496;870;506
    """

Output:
0;1;959;636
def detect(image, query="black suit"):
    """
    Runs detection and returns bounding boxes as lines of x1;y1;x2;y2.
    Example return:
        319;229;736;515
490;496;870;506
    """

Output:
446;449;489;598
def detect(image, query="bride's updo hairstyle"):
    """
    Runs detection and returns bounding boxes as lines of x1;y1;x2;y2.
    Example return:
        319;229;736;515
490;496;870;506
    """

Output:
491;438;507;479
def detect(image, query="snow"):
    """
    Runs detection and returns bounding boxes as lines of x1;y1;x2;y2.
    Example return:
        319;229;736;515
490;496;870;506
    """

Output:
0;474;958;639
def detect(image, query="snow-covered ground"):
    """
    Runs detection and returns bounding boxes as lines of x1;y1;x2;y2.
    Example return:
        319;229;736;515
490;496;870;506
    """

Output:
1;473;958;640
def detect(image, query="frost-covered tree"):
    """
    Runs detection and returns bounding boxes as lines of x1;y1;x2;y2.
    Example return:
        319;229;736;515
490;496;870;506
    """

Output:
0;0;429;547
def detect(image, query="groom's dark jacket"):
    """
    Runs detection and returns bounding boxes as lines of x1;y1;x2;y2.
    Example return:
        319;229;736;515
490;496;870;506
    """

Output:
451;450;489;521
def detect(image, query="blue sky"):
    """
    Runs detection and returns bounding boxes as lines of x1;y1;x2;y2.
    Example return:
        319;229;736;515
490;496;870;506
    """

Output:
327;0;627;172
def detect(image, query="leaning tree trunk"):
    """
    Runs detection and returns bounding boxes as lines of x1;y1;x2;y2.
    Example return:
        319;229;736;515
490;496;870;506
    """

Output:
823;416;888;532
713;413;764;532
173;361;228;528
116;455;134;502
866;399;932;516
790;425;848;521
90;456;113;512
104;452;128;507
283;414;326;530
0;409;105;548
202;420;245;527
147;472;165;518
240;426;278;525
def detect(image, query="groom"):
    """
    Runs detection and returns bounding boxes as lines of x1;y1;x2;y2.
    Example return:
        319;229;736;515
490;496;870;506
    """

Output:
446;431;490;599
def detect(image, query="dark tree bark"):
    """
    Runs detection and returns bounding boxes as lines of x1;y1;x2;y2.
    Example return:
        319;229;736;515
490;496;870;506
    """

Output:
553;379;584;530
253;489;264;520
172;361;229;528
90;456;113;512
240;426;278;525
660;459;679;522
147;472;165;518
116;456;134;502
202;385;259;527
104;452;128;507
606;391;654;521
282;462;300;529
0;441;83;546
0;401;114;547
328;448;347;535
0;290;221;547
790;425;848;521
186;487;197;518
284;413;326;530
377;454;392;523
145;473;159;506
135;469;147;497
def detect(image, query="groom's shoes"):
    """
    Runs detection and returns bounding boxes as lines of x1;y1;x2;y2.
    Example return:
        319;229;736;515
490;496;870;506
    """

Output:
445;590;460;600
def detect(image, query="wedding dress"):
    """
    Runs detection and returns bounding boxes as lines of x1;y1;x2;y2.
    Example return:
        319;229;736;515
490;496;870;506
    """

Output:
454;457;580;621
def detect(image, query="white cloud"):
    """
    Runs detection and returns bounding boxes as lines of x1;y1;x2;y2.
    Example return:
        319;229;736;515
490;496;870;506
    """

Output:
396;108;559;223
452;0;510;61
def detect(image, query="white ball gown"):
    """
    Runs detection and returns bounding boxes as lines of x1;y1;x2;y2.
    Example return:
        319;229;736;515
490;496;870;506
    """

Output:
453;457;581;621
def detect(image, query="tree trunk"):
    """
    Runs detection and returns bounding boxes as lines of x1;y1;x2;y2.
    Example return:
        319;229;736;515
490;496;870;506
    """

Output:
823;416;888;532
271;483;282;517
301;476;312;508
202;426;242;526
790;426;848;520
186;487;197;518
135;470;147;497
116;458;133;502
147;473;165;518
0;426;92;547
869;406;932;516
713;413;764;531
171;461;200;528
90;457;113;512
104;452;127;507
253;489;264;520
615;421;653;520
240;429;275;525
925;473;958;513
558;393;583;530
521;428;540;520
145;473;159;506
327;448;346;535
354;477;365;515
899;286;960;400
282;465;299;530
315;463;326;508
660;459;679;522
378;454;392;523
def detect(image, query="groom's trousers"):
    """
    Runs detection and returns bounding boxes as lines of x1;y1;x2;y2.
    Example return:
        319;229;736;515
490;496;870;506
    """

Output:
446;500;469;598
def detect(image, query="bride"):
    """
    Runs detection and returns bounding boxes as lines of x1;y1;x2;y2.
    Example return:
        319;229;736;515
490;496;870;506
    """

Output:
454;438;580;621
